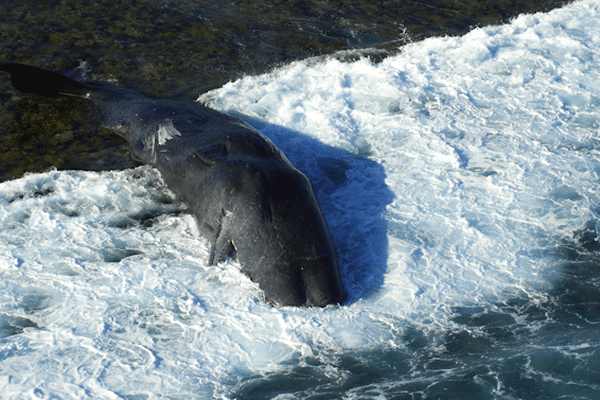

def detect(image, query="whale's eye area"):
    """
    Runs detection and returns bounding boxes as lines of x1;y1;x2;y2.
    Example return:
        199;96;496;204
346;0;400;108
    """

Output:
193;143;229;166
193;151;217;167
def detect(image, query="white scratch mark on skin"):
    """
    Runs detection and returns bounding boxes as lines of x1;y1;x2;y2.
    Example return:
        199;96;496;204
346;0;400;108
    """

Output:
157;119;182;146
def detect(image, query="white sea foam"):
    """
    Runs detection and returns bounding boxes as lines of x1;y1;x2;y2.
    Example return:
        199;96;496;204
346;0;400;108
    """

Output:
2;0;600;398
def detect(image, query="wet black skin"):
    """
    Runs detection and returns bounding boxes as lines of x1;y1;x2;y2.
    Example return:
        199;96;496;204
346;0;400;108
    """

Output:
0;63;346;307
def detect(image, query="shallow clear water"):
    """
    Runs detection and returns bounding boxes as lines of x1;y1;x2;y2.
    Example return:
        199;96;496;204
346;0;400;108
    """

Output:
2;0;600;399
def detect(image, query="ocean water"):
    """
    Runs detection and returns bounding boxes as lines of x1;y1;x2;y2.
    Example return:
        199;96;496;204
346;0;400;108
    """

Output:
2;0;600;399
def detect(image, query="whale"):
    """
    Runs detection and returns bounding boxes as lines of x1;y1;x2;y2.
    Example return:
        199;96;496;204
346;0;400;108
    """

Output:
0;62;346;307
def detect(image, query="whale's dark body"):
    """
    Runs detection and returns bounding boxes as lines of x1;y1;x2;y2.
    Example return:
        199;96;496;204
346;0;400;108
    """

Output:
0;63;346;307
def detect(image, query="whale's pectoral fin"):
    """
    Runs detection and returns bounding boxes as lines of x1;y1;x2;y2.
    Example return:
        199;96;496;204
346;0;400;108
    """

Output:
209;227;237;265
0;63;92;97
193;143;228;167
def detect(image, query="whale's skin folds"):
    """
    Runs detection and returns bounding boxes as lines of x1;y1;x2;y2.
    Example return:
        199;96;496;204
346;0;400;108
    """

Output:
0;63;346;307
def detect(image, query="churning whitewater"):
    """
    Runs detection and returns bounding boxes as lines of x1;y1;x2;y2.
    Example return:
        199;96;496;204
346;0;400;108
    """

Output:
1;0;600;398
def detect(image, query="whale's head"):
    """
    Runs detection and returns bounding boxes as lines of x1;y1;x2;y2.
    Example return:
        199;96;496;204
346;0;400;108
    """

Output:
219;159;346;307
169;139;346;307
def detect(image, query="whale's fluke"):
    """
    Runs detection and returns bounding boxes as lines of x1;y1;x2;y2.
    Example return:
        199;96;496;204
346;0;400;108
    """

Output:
0;63;91;97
